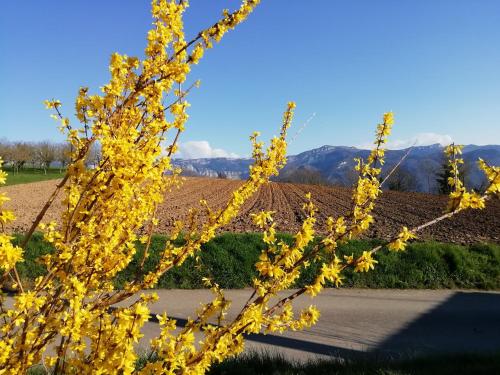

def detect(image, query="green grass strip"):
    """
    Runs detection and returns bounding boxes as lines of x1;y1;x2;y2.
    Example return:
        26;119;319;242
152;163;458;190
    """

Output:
3;167;65;186
13;233;500;290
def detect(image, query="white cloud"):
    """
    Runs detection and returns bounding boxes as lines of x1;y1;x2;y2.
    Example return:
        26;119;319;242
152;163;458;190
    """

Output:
176;141;239;159
358;132;453;150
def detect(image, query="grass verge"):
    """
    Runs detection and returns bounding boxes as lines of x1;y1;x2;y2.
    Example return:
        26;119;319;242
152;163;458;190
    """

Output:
206;350;500;375
27;350;500;374
13;232;500;290
3;167;65;186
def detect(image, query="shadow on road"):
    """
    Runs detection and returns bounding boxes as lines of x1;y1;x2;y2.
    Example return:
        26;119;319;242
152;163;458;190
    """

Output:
134;291;500;359
373;291;500;356
147;313;360;358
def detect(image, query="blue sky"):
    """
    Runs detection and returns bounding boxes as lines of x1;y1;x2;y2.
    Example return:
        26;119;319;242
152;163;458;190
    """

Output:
1;0;500;158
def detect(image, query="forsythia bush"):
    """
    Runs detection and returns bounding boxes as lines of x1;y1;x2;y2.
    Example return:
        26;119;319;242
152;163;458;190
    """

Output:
0;1;499;374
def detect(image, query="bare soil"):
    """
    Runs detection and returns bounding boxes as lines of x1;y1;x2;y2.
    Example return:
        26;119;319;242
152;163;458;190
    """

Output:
2;177;499;244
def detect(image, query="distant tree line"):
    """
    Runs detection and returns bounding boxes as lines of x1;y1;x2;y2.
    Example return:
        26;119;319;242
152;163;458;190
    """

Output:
0;139;101;174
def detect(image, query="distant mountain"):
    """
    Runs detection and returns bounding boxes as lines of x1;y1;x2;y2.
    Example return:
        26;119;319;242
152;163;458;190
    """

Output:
174;157;253;179
173;144;500;193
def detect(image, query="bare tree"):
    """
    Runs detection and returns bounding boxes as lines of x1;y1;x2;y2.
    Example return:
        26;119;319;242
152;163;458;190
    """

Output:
37;141;56;174
29;143;40;170
56;143;72;172
85;143;101;169
12;142;32;173
0;140;14;168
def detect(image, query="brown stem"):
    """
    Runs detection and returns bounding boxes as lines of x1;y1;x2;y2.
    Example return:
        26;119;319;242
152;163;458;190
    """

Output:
380;145;414;187
266;288;307;317
136;206;158;279
20;173;69;249
53;335;67;375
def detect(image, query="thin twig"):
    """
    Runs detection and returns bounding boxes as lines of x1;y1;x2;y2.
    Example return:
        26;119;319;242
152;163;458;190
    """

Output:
289;112;316;144
380;144;414;187
11;173;71;294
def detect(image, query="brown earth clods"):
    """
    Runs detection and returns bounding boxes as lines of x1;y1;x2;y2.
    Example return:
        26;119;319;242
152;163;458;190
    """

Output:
2;177;499;244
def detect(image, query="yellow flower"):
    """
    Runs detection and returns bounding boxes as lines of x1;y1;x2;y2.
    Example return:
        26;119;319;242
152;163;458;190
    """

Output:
0;234;23;271
388;226;417;252
251;211;275;228
321;259;343;287
0;170;7;185
354;251;378;273
43;99;61;109
299;306;320;327
0;210;15;225
383;111;394;125
191;43;205;64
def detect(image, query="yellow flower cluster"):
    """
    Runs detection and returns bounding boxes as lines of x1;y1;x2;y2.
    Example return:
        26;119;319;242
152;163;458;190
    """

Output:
0;234;23;272
137;102;295;293
250;210;275;229
444;144;486;211
350;112;394;236
444;144;464;189
388;226;417;252
0;158;23;275
1;1;499;374
239;114;396;309
0;1;269;373
478;159;500;198
354;251;378;273
245;113;395;303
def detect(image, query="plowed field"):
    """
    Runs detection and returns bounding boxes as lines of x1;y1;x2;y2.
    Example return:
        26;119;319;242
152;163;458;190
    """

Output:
2;177;499;244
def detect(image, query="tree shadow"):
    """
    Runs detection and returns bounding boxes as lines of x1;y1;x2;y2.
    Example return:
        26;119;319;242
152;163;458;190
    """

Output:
127;291;500;360
147;313;360;358
372;291;500;357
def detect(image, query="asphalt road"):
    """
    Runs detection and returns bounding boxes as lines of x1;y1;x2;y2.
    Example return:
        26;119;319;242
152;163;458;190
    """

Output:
114;289;500;361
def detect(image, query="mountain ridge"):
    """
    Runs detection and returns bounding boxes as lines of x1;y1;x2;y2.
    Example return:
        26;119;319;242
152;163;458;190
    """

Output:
173;144;500;193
